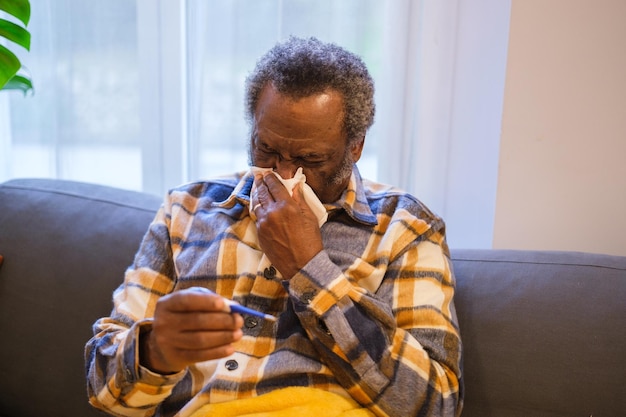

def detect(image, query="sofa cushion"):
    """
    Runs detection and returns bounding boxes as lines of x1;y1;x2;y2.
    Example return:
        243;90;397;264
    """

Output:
451;249;626;417
0;179;162;417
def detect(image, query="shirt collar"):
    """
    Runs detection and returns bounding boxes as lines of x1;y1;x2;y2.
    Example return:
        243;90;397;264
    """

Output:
326;166;378;226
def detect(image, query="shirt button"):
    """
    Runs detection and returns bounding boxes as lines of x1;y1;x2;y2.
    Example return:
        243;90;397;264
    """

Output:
225;359;238;371
263;265;277;279
244;316;259;328
301;290;316;304
319;319;331;335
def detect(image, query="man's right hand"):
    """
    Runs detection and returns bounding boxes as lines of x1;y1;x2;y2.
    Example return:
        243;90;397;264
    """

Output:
139;288;244;374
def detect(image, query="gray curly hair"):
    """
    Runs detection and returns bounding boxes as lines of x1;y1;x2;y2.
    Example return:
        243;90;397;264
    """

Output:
244;36;375;145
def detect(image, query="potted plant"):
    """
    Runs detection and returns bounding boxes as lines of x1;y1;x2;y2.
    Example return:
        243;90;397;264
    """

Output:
0;0;32;93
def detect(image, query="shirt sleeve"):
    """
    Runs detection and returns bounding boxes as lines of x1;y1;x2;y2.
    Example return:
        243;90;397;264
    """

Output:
85;201;186;417
287;217;463;417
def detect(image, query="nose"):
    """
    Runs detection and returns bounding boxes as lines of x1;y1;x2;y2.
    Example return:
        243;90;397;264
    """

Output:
274;160;297;179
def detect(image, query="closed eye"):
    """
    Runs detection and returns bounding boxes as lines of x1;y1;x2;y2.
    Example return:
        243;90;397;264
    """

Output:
296;156;326;166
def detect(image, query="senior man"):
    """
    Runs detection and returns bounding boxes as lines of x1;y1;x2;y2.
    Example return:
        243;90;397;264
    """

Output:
86;36;463;417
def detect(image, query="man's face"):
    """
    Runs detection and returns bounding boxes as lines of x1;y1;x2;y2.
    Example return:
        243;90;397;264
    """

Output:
249;84;363;204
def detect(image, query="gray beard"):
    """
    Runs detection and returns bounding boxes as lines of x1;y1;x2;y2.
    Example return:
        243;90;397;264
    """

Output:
327;147;354;186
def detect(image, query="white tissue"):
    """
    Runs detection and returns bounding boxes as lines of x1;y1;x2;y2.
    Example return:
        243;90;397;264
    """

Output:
249;167;328;227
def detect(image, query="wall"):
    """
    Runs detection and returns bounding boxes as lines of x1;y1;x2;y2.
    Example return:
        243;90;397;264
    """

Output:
494;0;626;256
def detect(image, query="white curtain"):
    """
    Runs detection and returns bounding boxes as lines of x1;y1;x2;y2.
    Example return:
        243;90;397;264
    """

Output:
377;1;460;208
1;0;143;190
0;0;511;248
185;0;388;183
377;0;511;248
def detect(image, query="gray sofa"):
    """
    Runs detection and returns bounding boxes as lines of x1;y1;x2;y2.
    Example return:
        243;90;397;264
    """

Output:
1;178;624;417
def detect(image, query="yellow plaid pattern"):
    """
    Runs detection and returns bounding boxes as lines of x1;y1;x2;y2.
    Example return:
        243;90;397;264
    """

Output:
85;168;463;417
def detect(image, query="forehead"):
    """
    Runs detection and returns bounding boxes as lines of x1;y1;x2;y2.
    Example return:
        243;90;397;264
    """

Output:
253;85;346;150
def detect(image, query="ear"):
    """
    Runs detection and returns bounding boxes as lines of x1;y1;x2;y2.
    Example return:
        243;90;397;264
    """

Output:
350;137;365;163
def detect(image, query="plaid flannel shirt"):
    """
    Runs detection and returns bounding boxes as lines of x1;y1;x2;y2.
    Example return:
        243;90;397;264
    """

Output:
86;167;463;417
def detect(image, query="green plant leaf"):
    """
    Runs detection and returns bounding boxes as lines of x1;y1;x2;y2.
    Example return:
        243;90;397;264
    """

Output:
3;73;32;94
0;0;30;26
0;18;30;50
0;43;20;88
0;0;32;93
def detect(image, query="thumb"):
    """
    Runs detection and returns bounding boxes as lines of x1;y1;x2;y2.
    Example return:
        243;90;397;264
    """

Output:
292;183;311;212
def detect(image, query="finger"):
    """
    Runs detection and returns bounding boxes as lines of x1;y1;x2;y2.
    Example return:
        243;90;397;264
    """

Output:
160;289;226;313
150;328;243;370
163;311;243;333
161;328;243;351
291;182;307;207
262;172;292;200
171;341;239;365
251;174;263;205
291;183;318;221
254;173;275;204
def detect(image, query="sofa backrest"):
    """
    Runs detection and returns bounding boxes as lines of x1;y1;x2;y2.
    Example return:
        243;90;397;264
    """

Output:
451;249;626;417
0;179;162;417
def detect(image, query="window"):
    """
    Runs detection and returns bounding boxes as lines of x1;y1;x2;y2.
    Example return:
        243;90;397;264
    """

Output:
1;0;511;248
186;0;385;184
2;1;142;190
